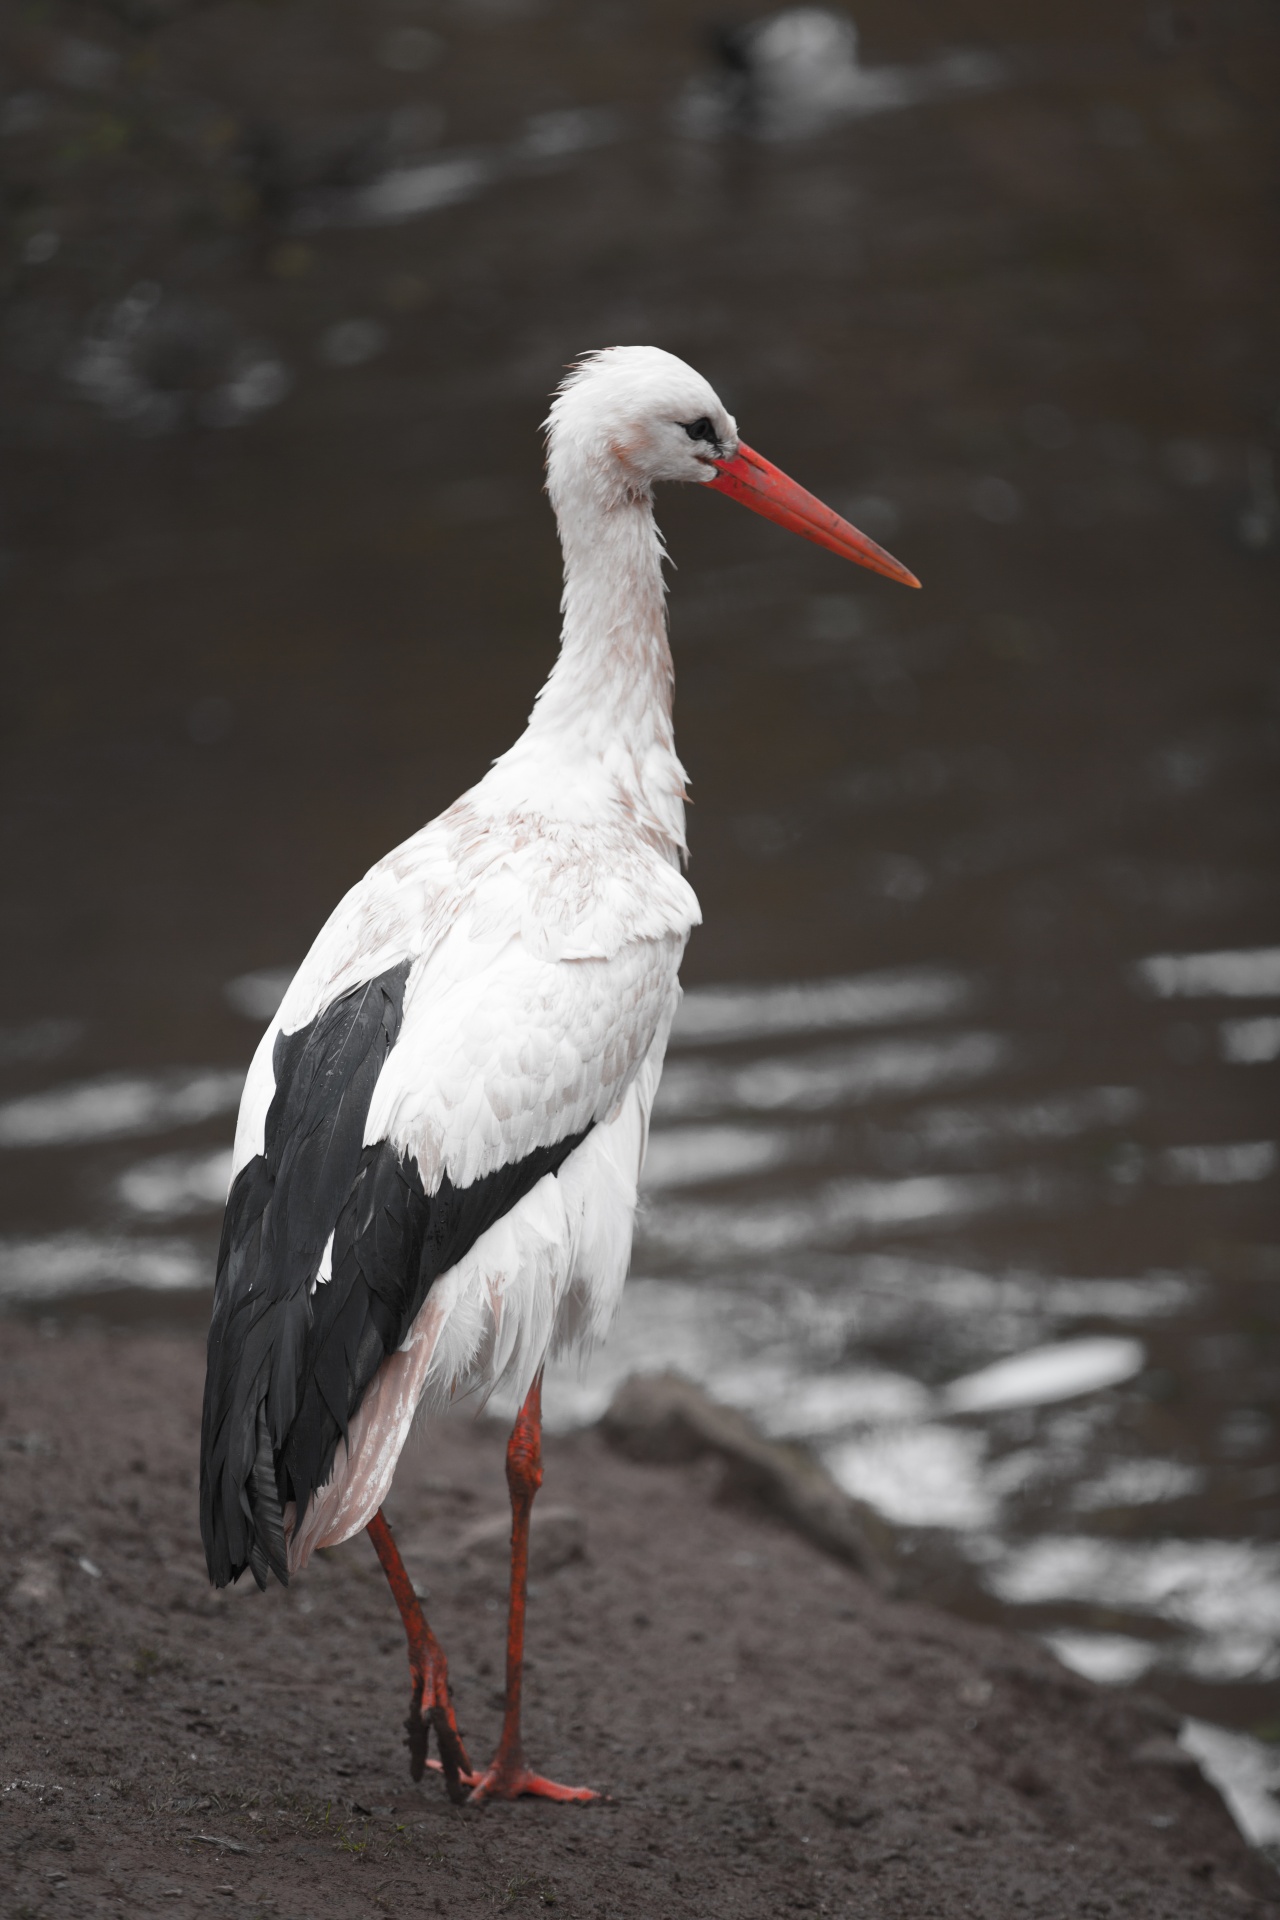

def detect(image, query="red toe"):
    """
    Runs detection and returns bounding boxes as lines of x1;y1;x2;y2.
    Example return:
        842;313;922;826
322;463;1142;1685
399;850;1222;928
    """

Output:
466;1763;600;1806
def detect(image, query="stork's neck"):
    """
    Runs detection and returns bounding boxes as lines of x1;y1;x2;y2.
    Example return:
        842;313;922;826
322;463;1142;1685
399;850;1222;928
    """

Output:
511;477;686;852
538;485;673;748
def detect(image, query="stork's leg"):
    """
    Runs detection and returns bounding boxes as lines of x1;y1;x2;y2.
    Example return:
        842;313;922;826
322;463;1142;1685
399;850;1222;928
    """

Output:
366;1508;471;1803
453;1374;599;1806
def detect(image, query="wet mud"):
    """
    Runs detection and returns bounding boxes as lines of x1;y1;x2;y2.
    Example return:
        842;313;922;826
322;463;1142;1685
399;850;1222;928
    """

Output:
2;1323;1278;1919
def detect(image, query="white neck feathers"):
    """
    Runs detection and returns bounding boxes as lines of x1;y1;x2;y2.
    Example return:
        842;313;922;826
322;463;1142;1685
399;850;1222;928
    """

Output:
499;442;688;857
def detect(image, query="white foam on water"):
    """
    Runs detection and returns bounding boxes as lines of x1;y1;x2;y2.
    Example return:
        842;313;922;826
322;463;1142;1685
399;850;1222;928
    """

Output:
714;1363;931;1437
640;1171;1024;1263
670;967;971;1047
655;1030;1010;1120
1178;1636;1280;1683
767;1367;931;1435
1134;946;1280;999
1042;1630;1160;1687
1180;1720;1280;1853
640;1124;812;1191
0;1069;245;1148
1159;1140;1277;1185
824;1423;997;1529
909;1086;1141;1154
337;154;492;226
846;1255;1197;1323
117;1147;233;1217
943;1337;1146;1415
0;1232;207;1301
224;968;294;1022
1221;1016;1280;1064
1034;1273;1198;1319
983;1536;1280;1644
1071;1458;1204;1511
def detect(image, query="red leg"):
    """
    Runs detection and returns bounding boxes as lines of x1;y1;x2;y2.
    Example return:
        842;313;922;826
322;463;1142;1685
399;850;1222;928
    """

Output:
452;1374;598;1806
366;1508;471;1802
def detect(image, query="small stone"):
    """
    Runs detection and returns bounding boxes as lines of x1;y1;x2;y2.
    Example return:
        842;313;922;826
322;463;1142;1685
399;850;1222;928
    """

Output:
1131;1736;1200;1773
49;1524;88;1554
601;1372;894;1585
7;1553;65;1622
456;1507;586;1577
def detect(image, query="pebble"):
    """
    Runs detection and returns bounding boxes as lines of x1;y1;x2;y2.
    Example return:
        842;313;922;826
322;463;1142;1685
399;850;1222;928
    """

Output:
455;1506;586;1577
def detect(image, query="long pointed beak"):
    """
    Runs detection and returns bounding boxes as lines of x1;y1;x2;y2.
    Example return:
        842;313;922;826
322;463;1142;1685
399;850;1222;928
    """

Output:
707;443;921;589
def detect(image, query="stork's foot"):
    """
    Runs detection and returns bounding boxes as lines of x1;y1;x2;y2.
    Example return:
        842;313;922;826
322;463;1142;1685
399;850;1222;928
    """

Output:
468;1762;599;1808
408;1680;471;1802
428;1756;599;1806
366;1510;472;1803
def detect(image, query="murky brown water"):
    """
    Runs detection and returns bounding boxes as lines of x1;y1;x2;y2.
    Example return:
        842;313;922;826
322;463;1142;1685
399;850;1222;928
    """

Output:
2;0;1278;1756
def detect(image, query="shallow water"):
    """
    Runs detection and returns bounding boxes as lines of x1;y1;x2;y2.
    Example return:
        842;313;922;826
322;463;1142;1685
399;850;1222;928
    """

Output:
2;0;1278;1736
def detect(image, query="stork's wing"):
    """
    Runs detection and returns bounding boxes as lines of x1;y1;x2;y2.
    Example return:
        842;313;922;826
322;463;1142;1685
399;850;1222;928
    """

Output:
200;923;681;1590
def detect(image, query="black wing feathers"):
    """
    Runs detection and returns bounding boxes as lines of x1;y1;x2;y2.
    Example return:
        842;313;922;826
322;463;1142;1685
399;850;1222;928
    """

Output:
200;959;590;1591
201;962;411;1590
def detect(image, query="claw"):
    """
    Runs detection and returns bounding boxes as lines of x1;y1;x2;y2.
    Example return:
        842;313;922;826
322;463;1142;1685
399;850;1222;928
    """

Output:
428;1702;472;1805
405;1676;471;1800
427;1758;600;1806
367;1509;471;1802
406;1689;431;1783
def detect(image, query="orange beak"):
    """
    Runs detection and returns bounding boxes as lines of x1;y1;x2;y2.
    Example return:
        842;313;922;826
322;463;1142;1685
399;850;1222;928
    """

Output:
708;443;921;589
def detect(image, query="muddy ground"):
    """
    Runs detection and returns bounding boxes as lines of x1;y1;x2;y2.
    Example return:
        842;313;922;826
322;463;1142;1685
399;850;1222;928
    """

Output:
1;1323;1277;1920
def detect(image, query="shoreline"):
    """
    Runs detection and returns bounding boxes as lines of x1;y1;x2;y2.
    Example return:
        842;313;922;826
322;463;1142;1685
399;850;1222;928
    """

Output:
2;1323;1277;1918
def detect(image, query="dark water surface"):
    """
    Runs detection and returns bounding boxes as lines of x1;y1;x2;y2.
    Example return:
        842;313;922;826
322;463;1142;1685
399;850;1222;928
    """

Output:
3;0;1279;1762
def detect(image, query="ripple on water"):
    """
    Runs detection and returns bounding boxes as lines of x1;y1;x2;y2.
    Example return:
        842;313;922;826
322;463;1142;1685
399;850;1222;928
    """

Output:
1041;1631;1160;1687
671;966;972;1046
0;1232;206;1301
224;968;293;1022
0;1071;245;1149
117;1148;234;1216
1134;944;1280;998
1070;1458;1204;1512
1220;1015;1280;1064
638;1169;1041;1263
981;1535;1280;1654
639;1124;815;1191
1158;1140;1277;1185
654;1031;1011;1120
824;1424;997;1529
941;1338;1147;1416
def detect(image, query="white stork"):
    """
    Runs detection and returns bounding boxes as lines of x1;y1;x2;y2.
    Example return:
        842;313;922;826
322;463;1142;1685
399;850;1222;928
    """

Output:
200;345;919;1806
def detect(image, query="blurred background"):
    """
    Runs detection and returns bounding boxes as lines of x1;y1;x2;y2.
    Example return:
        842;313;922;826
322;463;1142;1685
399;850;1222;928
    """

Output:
2;0;1278;1753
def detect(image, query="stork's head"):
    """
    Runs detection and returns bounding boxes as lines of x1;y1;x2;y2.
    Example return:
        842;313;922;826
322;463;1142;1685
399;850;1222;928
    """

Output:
545;344;919;588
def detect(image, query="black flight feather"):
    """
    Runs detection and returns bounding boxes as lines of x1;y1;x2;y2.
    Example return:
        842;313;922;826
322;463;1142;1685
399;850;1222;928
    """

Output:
200;960;590;1589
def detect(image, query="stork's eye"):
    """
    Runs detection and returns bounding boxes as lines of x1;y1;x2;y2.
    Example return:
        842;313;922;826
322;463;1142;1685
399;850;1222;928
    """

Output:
683;417;717;443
